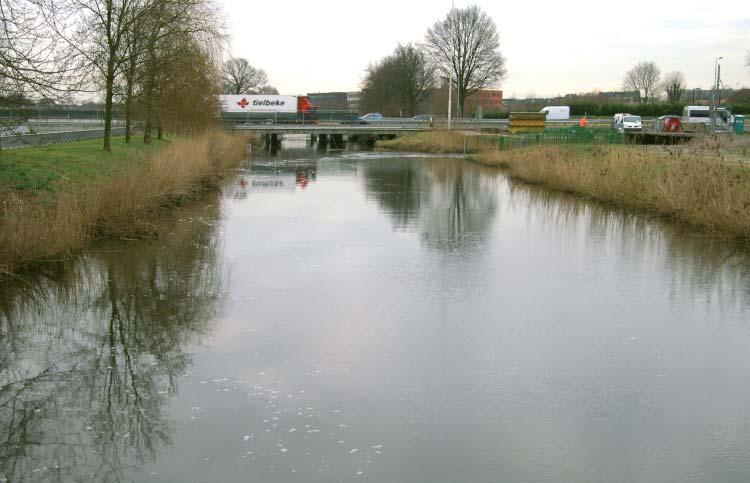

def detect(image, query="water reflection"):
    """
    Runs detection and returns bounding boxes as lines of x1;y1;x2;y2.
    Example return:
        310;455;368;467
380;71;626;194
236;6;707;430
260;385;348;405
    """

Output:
508;181;750;312
2;151;750;482
234;160;318;199
362;158;501;251
0;199;225;482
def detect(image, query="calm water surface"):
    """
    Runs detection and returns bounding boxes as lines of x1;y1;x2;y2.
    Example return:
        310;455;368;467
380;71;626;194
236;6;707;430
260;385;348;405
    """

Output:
2;142;750;482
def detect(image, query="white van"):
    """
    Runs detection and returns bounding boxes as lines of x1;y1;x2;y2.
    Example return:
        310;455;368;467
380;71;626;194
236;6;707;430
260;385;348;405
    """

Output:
618;115;642;132
540;106;570;120
682;105;731;125
613;113;630;127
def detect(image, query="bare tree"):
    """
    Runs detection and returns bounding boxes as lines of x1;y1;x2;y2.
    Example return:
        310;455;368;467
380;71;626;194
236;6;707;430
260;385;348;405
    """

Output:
156;36;221;134
623;61;661;103
391;44;434;116
0;0;79;145
137;0;224;143
256;85;278;95
662;71;686;103
221;57;268;94
1;0;75;95
425;5;506;117
361;44;434;116
361;44;434;117
36;0;150;151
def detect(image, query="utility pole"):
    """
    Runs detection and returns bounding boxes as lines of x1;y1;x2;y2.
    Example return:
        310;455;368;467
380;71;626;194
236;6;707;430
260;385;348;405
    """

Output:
711;56;723;134
717;65;722;106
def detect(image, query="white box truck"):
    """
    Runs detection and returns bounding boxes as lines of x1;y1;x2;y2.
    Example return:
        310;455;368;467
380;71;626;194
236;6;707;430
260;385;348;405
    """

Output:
540;106;570;120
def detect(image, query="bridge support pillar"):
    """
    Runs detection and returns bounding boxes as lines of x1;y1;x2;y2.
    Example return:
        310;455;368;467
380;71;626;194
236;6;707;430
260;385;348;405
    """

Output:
310;134;317;144
317;134;328;145
261;133;281;152
330;134;344;148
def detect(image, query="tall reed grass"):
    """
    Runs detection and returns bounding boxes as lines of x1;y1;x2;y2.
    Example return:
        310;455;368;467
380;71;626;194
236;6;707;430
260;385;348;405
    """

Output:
0;130;248;274
479;139;750;237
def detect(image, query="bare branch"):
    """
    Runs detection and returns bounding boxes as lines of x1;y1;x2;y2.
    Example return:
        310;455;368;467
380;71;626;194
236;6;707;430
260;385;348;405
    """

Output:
425;5;506;116
623;61;661;103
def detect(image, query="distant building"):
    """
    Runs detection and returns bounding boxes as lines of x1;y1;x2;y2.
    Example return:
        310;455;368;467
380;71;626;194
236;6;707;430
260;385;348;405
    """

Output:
426;85;504;117
464;89;503;116
306;92;349;112
346;92;361;112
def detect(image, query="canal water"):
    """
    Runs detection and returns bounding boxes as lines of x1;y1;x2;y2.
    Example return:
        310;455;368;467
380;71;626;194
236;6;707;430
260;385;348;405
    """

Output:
2;142;750;482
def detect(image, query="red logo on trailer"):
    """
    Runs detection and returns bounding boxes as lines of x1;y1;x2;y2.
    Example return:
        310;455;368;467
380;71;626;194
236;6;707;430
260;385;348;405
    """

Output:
237;98;249;109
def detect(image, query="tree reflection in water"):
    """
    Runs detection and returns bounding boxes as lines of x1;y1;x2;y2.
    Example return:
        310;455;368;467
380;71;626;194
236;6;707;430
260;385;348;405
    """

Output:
363;158;501;251
0;198;225;482
509;182;750;311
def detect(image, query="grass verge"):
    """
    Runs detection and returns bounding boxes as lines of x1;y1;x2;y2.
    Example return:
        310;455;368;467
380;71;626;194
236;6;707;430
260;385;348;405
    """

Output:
0;136;167;192
378;132;750;238
377;130;498;154
0;130;248;275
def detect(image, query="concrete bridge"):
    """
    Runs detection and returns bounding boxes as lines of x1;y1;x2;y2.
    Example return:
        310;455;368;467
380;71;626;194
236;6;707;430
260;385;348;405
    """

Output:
230;122;437;147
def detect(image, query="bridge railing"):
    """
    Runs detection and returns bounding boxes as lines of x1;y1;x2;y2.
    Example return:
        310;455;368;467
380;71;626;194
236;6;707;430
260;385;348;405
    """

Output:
222;116;655;132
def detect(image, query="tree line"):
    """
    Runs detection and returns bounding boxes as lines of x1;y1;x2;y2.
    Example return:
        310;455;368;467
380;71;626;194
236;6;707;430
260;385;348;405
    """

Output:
1;0;273;152
360;5;506;118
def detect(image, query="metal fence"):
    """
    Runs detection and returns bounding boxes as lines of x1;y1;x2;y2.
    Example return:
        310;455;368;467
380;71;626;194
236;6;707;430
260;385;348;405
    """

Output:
0;128;126;150
0;106;123;120
497;128;625;151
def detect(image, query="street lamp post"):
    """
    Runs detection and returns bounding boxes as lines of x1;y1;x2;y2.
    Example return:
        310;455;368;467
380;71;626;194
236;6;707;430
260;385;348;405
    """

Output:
710;56;723;134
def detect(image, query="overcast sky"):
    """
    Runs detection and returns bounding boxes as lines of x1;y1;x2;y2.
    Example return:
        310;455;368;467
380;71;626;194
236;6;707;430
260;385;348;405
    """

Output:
220;0;749;98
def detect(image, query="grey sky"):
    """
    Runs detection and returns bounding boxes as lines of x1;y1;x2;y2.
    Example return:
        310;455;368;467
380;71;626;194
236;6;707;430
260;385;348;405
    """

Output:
220;0;749;97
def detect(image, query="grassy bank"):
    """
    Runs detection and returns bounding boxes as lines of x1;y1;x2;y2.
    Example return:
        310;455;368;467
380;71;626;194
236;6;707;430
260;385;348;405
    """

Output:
0;137;167;192
377;130;498;154
377;132;750;238
0;131;248;274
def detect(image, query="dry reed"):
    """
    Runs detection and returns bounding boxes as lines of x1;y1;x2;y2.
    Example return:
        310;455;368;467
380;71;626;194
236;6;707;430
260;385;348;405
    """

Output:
0;130;248;274
479;141;750;237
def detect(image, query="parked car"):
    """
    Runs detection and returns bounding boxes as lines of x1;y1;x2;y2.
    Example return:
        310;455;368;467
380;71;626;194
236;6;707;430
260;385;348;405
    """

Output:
412;114;432;122
358;113;383;124
655;115;682;133
618;115;642;132
612;113;631;127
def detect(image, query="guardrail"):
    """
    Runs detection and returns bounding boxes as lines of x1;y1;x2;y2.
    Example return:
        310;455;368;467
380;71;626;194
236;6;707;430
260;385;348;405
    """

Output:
0;128;126;150
225;117;654;132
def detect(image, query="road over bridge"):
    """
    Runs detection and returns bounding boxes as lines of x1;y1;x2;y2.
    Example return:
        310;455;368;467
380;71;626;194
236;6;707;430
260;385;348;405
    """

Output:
231;123;431;136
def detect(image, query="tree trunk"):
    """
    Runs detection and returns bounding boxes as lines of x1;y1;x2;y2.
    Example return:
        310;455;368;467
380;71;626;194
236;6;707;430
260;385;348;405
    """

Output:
103;61;115;152
124;89;132;143
124;59;135;143
458;86;466;119
143;44;157;144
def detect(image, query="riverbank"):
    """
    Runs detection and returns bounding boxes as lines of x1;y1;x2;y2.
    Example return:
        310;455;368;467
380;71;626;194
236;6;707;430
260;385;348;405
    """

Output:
377;130;498;154
0;136;167;192
378;131;750;238
0;130;249;275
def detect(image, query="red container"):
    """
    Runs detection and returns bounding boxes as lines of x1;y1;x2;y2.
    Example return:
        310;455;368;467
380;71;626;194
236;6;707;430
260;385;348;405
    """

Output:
660;116;682;133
